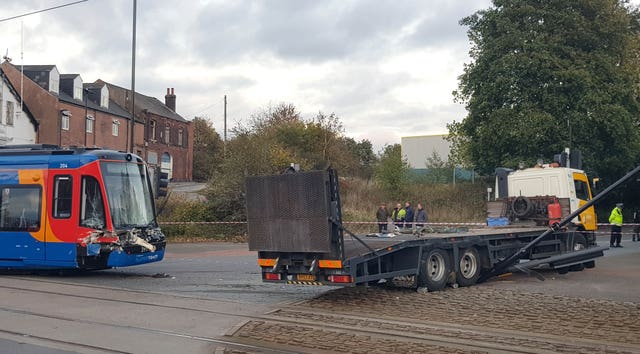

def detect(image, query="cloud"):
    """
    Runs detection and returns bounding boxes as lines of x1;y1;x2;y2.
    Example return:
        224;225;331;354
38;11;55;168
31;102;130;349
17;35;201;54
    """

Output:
1;0;494;152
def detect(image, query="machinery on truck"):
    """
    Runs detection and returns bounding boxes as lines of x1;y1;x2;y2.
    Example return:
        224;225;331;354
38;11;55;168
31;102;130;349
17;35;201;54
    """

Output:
0;144;166;270
245;167;608;291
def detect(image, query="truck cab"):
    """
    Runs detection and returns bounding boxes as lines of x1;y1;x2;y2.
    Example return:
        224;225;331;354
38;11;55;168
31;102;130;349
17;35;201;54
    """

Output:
502;166;596;231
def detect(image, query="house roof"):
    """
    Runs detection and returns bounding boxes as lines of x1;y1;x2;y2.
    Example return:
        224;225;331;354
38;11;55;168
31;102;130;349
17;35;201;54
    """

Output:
98;80;187;123
57;89;132;119
20;65;57;72
0;67;39;129
60;73;80;79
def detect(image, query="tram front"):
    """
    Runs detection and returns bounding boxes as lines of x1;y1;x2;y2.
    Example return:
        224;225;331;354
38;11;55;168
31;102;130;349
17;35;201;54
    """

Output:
78;151;166;268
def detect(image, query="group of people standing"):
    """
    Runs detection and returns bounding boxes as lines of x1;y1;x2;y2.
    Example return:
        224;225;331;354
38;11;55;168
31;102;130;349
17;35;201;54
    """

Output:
376;202;427;233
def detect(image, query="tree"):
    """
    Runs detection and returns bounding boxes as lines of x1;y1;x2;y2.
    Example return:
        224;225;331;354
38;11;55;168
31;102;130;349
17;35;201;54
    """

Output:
424;151;454;184
204;103;370;220
343;137;377;179
450;0;640;181
192;117;224;182
374;144;410;194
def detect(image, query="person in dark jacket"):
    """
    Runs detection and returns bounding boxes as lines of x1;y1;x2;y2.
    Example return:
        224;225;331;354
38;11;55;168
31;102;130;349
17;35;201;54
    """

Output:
404;201;414;229
415;202;427;229
633;209;639;242
376;203;390;233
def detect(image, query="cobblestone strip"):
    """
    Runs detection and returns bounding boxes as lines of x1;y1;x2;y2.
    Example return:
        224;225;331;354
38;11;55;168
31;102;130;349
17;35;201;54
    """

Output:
269;308;636;354
232;320;487;354
297;286;640;346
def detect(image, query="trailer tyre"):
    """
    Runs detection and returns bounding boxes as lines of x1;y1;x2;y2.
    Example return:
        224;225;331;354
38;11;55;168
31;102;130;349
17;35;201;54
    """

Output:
456;247;481;287
418;249;451;291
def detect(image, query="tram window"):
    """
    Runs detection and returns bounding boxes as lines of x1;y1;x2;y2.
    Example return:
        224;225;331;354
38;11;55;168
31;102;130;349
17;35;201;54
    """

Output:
0;186;42;232
53;176;73;218
80;176;105;230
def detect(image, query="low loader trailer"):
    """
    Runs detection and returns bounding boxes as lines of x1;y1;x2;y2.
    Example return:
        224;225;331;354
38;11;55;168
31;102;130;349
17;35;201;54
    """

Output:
245;167;637;291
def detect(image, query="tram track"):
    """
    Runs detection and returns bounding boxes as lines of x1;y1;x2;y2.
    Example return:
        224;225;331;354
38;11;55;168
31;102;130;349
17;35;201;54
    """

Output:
2;276;639;353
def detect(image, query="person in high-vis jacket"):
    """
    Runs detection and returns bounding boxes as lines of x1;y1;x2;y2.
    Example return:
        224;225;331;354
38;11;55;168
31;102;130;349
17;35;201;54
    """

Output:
609;203;624;248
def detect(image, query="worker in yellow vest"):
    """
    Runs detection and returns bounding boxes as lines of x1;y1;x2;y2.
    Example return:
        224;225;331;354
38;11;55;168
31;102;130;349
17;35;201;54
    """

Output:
609;203;623;248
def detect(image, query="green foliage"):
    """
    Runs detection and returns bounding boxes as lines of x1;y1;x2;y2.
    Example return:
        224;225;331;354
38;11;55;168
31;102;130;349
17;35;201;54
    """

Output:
192;117;224;182
374;144;410;195
204;103;376;221
422;151;455;184
451;0;640;181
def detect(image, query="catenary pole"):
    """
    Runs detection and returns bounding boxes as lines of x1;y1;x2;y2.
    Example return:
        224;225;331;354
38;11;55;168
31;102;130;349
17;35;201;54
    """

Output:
129;0;137;153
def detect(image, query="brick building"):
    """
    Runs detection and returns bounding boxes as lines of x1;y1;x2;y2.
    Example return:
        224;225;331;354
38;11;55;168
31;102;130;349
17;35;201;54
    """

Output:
0;62;140;151
0;61;193;181
100;82;193;181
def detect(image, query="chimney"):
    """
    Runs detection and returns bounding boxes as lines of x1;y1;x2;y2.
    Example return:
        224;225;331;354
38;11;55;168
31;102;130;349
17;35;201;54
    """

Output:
165;87;176;111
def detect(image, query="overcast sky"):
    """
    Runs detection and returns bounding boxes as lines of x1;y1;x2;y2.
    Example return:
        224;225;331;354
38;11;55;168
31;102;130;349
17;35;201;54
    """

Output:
3;0;499;151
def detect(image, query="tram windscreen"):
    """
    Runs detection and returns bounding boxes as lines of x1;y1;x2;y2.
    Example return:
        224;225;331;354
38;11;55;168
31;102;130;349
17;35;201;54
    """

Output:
101;162;155;229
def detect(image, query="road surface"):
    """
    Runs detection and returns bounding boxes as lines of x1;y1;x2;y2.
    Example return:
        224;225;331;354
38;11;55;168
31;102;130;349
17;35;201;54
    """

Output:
0;236;638;353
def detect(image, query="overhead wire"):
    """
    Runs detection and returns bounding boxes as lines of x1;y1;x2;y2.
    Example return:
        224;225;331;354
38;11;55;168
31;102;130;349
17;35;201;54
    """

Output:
0;0;89;22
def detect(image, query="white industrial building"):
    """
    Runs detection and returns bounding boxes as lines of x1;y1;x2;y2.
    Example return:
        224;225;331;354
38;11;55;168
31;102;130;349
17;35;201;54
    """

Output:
401;134;451;169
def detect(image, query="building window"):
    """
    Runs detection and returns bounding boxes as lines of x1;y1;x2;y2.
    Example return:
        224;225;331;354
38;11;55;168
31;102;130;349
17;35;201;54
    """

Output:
5;101;14;126
100;91;109;108
0;186;42;231
112;120;120;136
164;125;170;144
150;120;156;141
61;115;70;130
178;128;183;146
86;115;94;133
74;86;83;100
53;175;73;218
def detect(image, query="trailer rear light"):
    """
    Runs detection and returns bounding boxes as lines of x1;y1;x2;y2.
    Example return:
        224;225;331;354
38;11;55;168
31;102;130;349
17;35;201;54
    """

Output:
258;258;277;267
319;260;342;269
264;272;281;280
328;275;352;283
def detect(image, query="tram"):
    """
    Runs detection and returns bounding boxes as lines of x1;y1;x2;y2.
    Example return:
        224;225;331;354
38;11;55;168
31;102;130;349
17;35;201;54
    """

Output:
0;144;165;269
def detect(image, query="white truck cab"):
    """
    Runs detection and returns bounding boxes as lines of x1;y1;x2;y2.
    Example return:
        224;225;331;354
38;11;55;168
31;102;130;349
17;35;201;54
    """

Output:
500;165;596;230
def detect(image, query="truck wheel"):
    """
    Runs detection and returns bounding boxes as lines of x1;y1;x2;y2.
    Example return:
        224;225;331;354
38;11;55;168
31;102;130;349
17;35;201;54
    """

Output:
418;249;451;291
569;234;586;271
584;260;596;269
456;247;481;287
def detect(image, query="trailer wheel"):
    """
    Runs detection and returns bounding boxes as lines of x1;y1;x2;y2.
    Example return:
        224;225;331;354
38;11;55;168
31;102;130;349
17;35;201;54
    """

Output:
584;260;596;269
569;234;586;271
418;249;451;291
456;247;481;287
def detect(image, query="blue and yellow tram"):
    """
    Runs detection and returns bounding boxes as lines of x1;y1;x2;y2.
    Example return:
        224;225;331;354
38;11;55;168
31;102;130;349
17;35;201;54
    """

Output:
0;145;165;269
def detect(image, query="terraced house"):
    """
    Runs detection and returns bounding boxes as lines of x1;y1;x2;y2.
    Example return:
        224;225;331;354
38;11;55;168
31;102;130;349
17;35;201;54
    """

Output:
0;61;193;181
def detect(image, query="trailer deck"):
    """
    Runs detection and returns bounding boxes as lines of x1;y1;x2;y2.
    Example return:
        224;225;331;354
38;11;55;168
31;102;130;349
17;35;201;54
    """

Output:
246;169;608;290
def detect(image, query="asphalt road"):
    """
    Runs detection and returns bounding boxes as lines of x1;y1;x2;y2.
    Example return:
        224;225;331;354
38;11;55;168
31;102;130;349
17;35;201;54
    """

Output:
0;235;638;353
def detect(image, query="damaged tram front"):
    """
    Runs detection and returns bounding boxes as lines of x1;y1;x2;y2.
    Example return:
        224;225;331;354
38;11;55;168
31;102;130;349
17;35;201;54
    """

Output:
0;145;166;269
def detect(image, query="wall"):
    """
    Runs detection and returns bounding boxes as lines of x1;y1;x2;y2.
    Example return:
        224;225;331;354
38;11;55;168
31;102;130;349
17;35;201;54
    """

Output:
0;77;36;144
2;62;59;144
401;134;452;169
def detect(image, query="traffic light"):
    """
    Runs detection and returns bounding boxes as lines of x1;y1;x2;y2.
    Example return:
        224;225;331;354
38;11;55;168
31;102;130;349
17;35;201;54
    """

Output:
157;171;169;197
